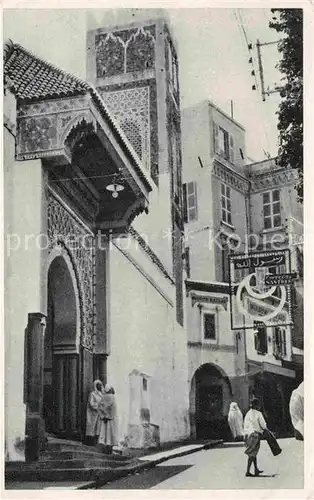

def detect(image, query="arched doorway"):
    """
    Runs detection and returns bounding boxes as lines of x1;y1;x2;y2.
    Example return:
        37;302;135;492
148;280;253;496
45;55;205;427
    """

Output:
190;364;232;440
43;253;81;439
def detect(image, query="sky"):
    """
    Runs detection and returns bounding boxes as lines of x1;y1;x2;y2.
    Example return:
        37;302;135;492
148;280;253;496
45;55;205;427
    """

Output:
4;7;284;161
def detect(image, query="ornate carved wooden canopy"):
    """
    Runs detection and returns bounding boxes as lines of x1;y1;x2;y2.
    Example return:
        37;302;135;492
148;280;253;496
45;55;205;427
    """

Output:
5;41;153;233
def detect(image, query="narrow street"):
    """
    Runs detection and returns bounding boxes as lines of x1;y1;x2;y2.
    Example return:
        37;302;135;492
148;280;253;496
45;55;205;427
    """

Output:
99;438;303;490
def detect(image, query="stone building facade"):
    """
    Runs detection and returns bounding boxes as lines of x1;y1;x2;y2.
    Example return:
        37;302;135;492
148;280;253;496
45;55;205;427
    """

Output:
182;100;303;438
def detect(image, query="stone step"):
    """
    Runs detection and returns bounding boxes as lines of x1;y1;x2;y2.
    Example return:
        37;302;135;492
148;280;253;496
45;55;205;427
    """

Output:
5;465;135;483
9;459;125;470
42;449;106;460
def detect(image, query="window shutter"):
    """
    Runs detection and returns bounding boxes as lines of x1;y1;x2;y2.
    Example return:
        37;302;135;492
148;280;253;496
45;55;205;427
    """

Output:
229;135;234;163
185;246;190;278
224;131;230;160
213;122;219;154
183;183;188;222
194;182;198;221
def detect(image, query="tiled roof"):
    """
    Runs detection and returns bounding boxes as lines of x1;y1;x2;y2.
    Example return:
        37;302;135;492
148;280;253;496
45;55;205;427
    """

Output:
3;40;153;191
4;40;89;100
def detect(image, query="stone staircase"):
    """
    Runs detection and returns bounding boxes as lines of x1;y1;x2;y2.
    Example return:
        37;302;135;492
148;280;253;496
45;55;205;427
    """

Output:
5;435;136;482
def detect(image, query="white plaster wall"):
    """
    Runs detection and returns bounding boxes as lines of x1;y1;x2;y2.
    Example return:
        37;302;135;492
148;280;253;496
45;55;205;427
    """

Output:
107;244;189;444
182;103;216;281
132;172;173;277
4;117;47;460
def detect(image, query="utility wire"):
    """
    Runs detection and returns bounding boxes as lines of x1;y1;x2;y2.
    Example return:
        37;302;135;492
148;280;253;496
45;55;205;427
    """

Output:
48;171;131;184
235;9;260;92
235;8;272;156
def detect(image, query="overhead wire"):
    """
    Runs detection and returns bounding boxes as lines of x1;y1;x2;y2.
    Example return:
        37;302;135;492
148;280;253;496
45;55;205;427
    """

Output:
235;8;273;157
234;9;260;92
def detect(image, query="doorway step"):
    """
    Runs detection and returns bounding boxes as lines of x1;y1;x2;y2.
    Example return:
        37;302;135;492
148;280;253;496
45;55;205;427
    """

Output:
5;435;135;482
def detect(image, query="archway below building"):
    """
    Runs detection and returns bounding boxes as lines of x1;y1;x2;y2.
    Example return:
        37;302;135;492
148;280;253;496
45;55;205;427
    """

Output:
190;364;232;440
250;372;296;437
43;253;81;439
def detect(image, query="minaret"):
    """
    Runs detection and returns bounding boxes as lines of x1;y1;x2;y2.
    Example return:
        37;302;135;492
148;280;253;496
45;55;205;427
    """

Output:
87;16;184;324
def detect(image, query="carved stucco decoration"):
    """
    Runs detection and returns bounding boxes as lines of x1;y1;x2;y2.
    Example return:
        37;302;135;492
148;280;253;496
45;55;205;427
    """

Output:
102;86;150;171
47;191;95;351
17;96;97;163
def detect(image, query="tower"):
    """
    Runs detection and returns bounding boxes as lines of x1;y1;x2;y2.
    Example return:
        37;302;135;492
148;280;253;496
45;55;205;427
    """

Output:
87;17;184;324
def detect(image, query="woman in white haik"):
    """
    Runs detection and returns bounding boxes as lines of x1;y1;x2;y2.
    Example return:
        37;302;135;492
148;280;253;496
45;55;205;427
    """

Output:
228;402;244;441
98;384;118;454
85;380;104;446
243;398;267;477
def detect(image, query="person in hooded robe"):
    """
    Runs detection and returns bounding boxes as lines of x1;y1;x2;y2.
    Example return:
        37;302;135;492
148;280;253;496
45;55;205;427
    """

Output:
98;384;118;454
289;381;304;440
228;402;244;441
85;379;104;446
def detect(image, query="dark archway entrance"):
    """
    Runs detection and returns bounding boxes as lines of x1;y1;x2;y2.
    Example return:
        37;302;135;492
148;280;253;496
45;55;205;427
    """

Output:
191;364;232;440
43;254;81;439
251;372;296;437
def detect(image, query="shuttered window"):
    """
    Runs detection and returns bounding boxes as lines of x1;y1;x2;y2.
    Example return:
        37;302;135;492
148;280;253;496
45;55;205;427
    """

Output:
213;122;234;163
184;181;198;222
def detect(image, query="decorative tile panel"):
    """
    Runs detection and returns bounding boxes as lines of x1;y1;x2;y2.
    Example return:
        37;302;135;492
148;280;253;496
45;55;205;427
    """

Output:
126;28;155;73
95;25;156;78
16;96;96;162
47;191;95;351
96;33;125;78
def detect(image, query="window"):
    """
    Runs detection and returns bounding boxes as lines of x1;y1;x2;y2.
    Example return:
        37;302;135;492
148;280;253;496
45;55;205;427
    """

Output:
203;313;216;340
273;327;287;359
254;324;268;355
263;190;282;229
184;181;198;222
221;183;232;225
213;122;234;163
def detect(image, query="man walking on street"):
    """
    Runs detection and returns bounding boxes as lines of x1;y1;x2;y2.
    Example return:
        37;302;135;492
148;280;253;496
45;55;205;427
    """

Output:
244;398;267;477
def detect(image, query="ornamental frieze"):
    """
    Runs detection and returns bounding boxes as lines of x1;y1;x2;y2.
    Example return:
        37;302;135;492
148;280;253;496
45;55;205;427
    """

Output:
212;162;249;193
249;168;298;192
47;190;95;351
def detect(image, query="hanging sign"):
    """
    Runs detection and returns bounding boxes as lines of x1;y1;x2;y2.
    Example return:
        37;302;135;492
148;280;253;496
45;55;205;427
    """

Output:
229;249;293;330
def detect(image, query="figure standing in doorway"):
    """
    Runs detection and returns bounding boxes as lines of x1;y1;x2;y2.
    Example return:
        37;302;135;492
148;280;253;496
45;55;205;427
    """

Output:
228;402;244;441
243;398;267;477
98;384;117;454
85;379;104;446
